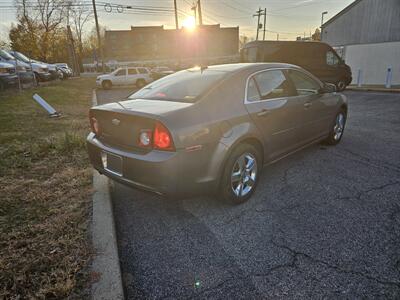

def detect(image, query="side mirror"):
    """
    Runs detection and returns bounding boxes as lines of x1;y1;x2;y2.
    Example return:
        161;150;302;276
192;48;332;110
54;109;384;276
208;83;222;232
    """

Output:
320;83;337;94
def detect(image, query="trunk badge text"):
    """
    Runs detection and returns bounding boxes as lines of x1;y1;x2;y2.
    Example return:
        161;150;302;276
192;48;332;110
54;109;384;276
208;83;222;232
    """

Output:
112;118;121;126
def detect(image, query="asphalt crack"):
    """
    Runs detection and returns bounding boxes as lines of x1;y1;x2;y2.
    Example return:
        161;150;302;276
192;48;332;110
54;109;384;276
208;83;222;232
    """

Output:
269;238;400;288
337;181;400;201
332;148;400;174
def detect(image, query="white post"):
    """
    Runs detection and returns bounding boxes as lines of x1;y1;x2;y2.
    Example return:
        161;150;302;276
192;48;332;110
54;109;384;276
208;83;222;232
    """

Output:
33;94;60;117
385;67;392;89
357;69;362;87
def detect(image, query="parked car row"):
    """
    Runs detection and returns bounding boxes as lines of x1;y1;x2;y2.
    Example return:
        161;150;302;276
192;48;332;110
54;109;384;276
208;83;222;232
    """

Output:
0;49;73;91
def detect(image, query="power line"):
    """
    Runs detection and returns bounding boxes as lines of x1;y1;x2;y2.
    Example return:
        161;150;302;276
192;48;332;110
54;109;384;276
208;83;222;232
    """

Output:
220;0;253;15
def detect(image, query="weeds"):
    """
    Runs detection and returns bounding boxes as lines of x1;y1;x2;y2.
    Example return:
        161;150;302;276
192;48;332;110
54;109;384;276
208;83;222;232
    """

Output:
0;78;95;299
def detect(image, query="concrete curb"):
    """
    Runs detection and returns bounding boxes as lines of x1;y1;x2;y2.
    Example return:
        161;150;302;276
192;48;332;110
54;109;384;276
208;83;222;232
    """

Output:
346;86;400;93
91;90;124;300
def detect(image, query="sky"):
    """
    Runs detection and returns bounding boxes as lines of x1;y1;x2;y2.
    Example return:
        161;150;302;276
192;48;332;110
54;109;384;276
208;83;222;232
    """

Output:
0;0;354;41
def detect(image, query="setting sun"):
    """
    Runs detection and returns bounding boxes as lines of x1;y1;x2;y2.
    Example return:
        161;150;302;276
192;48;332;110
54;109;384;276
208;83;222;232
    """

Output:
182;16;196;31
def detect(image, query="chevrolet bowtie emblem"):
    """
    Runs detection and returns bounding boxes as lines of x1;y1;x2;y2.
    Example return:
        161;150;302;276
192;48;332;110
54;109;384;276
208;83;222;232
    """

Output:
111;118;120;126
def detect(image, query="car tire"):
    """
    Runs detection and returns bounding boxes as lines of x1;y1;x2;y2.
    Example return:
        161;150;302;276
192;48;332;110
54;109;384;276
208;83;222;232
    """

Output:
336;79;347;92
32;73;39;87
136;79;146;88
34;72;41;83
102;80;112;90
324;110;347;145
220;143;262;205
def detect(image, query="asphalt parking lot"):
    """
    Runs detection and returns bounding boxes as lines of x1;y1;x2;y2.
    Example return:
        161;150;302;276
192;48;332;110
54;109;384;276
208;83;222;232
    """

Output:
96;88;400;299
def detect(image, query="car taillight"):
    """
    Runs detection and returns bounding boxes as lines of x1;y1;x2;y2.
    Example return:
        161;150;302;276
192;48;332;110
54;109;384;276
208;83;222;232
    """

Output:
153;121;174;151
137;121;174;151
90;117;100;135
138;130;152;147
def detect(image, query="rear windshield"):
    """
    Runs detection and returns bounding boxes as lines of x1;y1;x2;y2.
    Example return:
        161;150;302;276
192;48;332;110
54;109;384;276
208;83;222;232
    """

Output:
128;68;227;102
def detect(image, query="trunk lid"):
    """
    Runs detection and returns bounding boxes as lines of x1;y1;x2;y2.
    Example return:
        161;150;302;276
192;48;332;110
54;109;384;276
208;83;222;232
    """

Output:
90;99;192;151
117;99;193;116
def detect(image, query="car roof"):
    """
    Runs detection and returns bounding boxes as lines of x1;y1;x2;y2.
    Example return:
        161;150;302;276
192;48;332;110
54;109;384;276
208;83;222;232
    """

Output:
199;63;302;73
241;40;330;51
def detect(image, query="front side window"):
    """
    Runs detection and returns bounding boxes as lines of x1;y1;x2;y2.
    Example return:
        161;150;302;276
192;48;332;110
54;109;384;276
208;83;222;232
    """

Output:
115;68;126;76
247;70;294;101
138;68;148;74
326;51;339;66
287;69;321;96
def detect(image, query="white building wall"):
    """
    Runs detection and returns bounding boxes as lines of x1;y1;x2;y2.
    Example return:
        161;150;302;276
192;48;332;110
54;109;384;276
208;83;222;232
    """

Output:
343;41;400;86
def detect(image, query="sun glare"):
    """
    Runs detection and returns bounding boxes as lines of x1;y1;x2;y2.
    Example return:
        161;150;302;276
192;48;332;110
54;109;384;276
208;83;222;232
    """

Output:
182;16;196;31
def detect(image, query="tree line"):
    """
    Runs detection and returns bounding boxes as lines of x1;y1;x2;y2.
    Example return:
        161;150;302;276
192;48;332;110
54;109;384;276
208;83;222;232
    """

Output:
5;0;105;67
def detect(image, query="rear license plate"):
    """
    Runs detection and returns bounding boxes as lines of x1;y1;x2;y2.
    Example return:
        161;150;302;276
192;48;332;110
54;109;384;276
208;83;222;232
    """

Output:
101;152;123;176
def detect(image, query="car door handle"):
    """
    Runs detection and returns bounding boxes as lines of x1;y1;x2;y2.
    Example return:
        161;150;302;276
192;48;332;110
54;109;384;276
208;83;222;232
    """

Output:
257;109;270;117
304;102;312;108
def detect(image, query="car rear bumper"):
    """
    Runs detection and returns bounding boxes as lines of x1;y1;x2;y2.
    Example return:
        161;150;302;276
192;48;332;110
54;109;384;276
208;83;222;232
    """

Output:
87;133;218;197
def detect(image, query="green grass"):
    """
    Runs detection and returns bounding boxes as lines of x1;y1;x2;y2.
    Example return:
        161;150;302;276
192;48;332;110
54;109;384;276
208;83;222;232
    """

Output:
0;78;95;299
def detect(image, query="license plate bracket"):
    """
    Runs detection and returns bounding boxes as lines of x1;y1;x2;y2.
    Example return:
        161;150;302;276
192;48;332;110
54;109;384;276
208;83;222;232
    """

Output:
101;151;123;176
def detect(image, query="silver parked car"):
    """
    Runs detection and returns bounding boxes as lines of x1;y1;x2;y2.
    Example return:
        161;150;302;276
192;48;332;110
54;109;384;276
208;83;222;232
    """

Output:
87;63;347;204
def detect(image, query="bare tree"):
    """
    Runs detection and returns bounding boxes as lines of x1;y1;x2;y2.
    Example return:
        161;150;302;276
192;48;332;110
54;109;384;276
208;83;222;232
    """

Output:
239;34;253;48
69;1;92;57
312;28;321;41
14;0;66;60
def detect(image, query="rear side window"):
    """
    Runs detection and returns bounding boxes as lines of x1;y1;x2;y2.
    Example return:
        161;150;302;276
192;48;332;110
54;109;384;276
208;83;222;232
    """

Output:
247;78;260;102
247;70;294;101
128;68;137;75
138;68;148;74
287;69;321;96
129;69;226;102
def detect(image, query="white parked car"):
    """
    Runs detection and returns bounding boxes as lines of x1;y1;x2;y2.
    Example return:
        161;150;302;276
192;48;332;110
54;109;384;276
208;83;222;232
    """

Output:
96;67;153;89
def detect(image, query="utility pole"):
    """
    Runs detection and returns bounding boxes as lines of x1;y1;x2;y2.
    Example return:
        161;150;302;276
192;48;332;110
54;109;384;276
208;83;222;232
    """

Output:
192;3;197;25
253;7;263;40
262;8;266;40
66;0;79;76
197;0;203;25
174;0;179;29
67;25;80;76
321;11;328;40
92;0;105;73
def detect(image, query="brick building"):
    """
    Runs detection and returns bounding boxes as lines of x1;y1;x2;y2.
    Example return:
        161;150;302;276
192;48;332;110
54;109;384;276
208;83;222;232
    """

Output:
104;24;239;62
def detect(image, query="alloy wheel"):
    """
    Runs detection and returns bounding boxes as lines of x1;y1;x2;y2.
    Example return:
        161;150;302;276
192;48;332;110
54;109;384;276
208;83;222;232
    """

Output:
231;153;258;197
333;113;345;141
337;81;346;91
